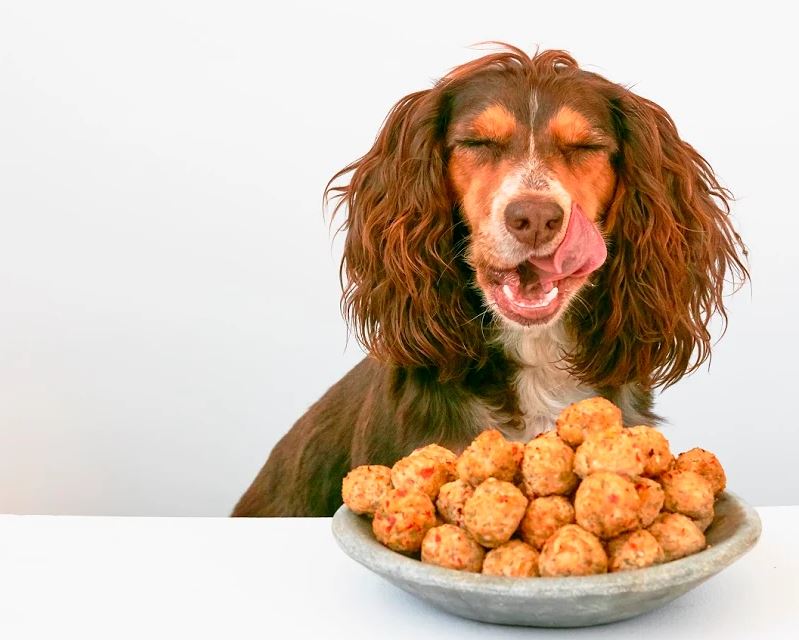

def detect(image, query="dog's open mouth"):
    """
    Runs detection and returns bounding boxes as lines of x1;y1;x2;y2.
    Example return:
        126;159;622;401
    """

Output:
487;263;572;324
483;203;609;326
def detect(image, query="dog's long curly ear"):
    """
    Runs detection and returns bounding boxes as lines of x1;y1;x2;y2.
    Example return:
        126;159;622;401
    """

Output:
326;89;484;381
570;89;749;389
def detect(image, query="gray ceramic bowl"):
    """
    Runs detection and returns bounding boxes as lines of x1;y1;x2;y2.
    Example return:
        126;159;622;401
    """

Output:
332;492;761;627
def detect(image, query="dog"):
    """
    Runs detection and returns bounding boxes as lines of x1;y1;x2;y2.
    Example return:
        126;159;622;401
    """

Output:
232;45;747;517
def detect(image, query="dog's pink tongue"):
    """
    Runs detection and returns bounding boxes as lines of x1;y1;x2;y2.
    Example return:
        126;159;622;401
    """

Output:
527;203;607;286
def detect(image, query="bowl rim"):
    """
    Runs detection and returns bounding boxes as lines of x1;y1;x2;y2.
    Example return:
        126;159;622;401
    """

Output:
331;491;762;597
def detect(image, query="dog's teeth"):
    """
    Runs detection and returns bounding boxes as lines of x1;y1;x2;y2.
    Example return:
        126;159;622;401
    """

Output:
502;284;559;309
514;286;559;309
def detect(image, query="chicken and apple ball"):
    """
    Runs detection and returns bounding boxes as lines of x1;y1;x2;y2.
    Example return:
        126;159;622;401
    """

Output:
456;429;520;486
518;495;576;550
628;425;673;477
674;448;727;496
341;465;393;516
556;397;623;447
482;540;540;577
435;479;474;528
372;488;437;554
420;524;484;572
391;450;455;499
574;472;640;539
411;443;458;469
659;469;714;520
538;524;608;577
647;512;706;561
522;432;578;497
573;430;645;478
633;476;666;528
462;478;528;548
606;529;665;572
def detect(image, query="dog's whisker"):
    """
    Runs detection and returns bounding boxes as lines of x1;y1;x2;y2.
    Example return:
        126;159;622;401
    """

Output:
569;291;592;316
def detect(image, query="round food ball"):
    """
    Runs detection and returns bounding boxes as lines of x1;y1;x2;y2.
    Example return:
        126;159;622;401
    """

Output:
628;425;673;477
456;429;520;486
659;469;714;520
435;479;474;527
633;476;665;528
372;488;437;554
519;495;575;550
482;540;540;577
538;524;608;577
573;430;645;478
522;432;578;497
391;451;454;499
607;529;665;572
556;397;624;447
574;472;640;539
420;524;484;572
647;512;706;561
411;443;458;469
674;448;726;496
462;478;528;548
341;465;393;516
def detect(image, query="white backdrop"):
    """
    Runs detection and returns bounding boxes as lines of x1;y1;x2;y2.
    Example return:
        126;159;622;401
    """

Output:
1;1;797;515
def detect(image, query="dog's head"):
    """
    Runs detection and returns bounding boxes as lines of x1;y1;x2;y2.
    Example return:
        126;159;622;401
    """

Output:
328;46;747;387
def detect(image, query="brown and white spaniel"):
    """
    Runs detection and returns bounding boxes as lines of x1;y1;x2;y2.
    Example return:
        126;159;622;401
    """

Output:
233;45;747;517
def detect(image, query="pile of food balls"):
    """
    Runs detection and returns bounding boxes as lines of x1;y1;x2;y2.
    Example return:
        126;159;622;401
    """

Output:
341;397;727;577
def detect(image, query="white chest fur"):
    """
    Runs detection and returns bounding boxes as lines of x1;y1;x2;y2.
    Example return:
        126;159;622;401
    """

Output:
499;323;595;441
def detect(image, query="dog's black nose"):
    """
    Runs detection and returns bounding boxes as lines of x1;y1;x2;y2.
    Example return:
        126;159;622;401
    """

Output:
504;197;564;247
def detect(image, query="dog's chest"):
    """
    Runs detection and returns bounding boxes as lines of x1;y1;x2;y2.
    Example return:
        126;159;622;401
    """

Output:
501;328;595;441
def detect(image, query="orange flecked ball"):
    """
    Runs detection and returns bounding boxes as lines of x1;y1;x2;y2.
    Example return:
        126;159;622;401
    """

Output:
341;465;393;516
421;524;485;572
372;488;437;554
391;451;455;499
518;495;576;550
574;472;641;539
573;430;645;478
674;448;727;496
556;397;623;447
482;540;540;577
456;429;520;486
538;524;608;577
628;425;673;477
522;432;578;497
607;529;665;572
435;479;474;527
659;469;714;520
633;476;665;528
411;443;458;467
647;512;706;561
462;478;528;548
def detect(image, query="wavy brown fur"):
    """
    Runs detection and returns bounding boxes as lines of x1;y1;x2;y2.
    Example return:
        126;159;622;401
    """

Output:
326;87;486;382
564;69;749;388
326;44;748;389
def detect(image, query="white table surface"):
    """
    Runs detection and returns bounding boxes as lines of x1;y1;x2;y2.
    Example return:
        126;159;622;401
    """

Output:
0;507;796;640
